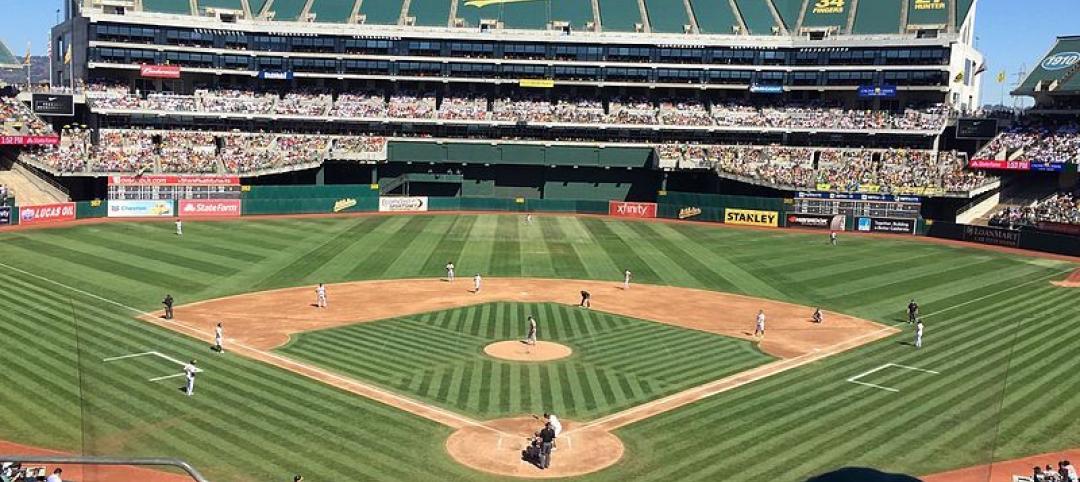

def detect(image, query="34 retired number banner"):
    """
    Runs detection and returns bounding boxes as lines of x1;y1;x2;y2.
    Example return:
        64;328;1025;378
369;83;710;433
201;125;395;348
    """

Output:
378;196;428;212
19;202;76;225
608;201;657;218
178;199;241;218
724;209;778;227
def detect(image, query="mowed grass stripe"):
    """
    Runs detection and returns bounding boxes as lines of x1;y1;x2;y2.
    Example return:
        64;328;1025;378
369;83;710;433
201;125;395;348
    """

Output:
347;216;438;279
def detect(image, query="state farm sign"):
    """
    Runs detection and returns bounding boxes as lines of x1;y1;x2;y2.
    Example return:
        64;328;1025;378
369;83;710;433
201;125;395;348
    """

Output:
608;201;657;219
178;199;241;218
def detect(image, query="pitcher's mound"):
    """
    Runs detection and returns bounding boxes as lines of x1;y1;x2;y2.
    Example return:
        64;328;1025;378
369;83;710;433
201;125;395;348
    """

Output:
484;341;572;361
445;417;623;478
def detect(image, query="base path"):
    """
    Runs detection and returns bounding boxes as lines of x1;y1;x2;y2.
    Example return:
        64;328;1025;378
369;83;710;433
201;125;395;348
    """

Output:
1051;268;1080;288
0;440;193;482
921;448;1080;482
484;341;573;361
445;417;623;478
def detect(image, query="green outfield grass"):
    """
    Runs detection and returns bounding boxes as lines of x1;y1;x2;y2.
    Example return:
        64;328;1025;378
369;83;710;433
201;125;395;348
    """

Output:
0;214;1076;481
278;302;773;420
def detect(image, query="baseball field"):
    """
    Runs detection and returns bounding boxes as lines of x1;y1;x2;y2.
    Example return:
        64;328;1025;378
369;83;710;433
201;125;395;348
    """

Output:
0;213;1077;481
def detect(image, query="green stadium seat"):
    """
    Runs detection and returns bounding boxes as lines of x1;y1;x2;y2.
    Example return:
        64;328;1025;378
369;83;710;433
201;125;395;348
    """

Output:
644;0;691;33
549;0;594;30
500;1;551;30
852;0;901;34
360;0;405;25
267;0;308;20
769;0;801;31
906;0;947;26
408;0;452;26
198;0;244;12
310;0;357;22
598;0;644;32
142;0;194;15
800;0;848;30
732;0;777;35
689;0;742;34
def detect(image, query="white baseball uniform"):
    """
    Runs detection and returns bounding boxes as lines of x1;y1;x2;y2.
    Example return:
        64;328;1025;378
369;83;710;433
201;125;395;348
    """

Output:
175;220;183;236
184;363;197;396
623;270;632;289
474;274;482;292
755;312;766;336
316;285;327;308
548;414;562;437
525;317;537;345
214;325;224;352
915;322;924;348
446;263;455;281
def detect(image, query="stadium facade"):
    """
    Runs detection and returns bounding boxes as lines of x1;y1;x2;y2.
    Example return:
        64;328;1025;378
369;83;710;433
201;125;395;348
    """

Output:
25;0;993;206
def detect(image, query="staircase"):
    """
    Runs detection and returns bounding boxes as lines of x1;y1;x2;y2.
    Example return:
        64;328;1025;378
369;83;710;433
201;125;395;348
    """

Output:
0;163;70;206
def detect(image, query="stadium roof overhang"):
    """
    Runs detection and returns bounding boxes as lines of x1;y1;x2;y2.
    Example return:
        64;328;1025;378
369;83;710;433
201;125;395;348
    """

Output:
0;39;21;70
1012;36;1080;97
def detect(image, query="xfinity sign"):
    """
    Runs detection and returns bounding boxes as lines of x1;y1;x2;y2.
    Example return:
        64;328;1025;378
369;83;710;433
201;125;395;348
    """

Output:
1041;51;1080;71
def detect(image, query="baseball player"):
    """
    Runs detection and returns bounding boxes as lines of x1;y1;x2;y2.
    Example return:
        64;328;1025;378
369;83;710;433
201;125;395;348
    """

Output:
162;294;174;320
445;261;456;281
907;299;919;324
579;290;591;308
183;360;197;396
623;269;632;290
754;310;766;338
524;316;537;345
525;214;533;224
175;219;183;237
543;412;562;437
473;273;482;293
812;307;823;324
830;231;837;246
315;283;327;308
213;322;224;353
914;320;924;349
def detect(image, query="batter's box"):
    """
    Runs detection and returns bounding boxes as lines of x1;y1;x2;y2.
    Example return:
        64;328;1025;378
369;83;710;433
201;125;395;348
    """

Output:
846;363;938;393
103;351;202;382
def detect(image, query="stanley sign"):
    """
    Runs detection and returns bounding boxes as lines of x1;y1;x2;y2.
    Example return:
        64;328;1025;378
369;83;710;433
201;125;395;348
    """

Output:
724;209;779;228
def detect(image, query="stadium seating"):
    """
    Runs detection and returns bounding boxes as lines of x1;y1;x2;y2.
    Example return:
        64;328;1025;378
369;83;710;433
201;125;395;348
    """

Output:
973;121;1080;164
0;97;53;136
989;192;1080;228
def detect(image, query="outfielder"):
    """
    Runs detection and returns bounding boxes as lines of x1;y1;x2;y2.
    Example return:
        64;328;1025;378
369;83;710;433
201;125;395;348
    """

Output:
914;320;924;349
315;283;327;308
183;360;198;396
524;316;537;345
623;269;632;289
213;322;224;353
830;231;837;246
754;310;766;337
473;273;482;293
445;261;456;281
175;219;183;237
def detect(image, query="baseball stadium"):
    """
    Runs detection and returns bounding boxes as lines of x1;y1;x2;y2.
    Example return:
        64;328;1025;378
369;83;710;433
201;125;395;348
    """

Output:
1;0;1079;481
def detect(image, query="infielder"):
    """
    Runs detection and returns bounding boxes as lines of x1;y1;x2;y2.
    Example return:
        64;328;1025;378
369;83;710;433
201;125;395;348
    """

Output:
473;273;482;293
623;269;632;289
175;219;183;236
914;320;924;349
812;307;823;324
183;360;198;396
524;316;537;345
213;322;224;353
579;290;591;308
315;283;327;308
445;261;456;281
754;310;766;337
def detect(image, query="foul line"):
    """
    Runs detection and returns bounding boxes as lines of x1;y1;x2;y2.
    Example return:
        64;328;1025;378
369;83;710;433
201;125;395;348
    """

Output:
103;350;202;382
846;363;939;393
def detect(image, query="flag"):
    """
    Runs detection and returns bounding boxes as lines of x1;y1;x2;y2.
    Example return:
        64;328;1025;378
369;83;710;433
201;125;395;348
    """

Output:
974;62;986;77
23;41;31;65
63;45;72;64
996;71;1006;84
953;71;964;83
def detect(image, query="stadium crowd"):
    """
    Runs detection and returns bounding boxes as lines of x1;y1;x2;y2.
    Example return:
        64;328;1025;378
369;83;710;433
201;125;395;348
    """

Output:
82;84;951;131
1;96;53;135
989;192;1080;229
1030;460;1078;482
974;121;1080;164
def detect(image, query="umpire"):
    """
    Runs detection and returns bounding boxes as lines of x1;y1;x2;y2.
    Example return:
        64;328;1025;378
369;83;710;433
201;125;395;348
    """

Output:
163;294;175;320
538;422;556;470
907;299;919;324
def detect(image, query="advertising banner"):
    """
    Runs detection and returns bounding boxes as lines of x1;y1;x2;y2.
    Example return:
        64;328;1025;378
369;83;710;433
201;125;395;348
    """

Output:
107;200;175;218
1030;163;1066;172
857;85;898;98
31;94;75;116
0;206;10;225
178;199;241;218
0;135;60;145
258;70;294;80
968;159;1031;171
608;201;657;219
962;225;1020;248
19;202;76;225
858;217;917;234
724;209;778;227
1036;222;1080;237
519;79;555;88
140;64;182;79
108;175;240;186
378;196;428;212
785;213;834;229
749;84;784;94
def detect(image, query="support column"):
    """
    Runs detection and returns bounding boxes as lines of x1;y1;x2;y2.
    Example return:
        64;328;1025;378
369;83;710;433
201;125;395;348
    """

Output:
315;165;325;185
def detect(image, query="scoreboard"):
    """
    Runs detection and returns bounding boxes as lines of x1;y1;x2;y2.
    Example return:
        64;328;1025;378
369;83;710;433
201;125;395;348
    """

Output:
956;118;999;140
793;192;921;219
107;175;242;200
